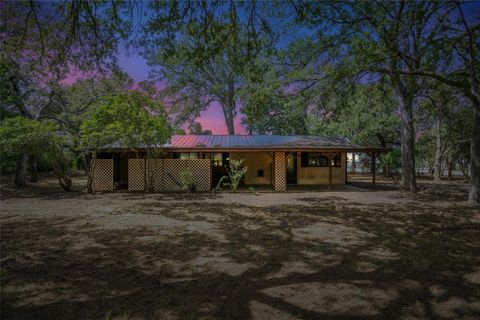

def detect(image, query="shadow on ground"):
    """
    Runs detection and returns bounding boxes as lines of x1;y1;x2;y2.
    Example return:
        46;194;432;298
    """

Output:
1;181;480;319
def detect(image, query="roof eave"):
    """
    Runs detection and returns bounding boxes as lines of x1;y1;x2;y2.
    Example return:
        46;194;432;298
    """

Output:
101;146;390;153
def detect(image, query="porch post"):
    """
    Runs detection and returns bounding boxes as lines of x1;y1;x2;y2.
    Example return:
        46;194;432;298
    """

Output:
328;158;332;189
371;152;376;189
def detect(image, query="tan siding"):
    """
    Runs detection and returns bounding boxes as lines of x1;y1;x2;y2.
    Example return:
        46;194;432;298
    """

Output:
230;152;273;185
297;152;346;185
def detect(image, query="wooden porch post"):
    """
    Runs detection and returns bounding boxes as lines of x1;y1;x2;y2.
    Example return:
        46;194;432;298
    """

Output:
328;158;332;189
325;152;336;190
371;152;376;189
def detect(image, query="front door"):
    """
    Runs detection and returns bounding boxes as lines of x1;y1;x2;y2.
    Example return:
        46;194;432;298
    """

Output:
287;153;297;185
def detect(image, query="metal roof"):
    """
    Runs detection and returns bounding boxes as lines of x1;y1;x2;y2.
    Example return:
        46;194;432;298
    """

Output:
104;135;387;152
165;135;353;148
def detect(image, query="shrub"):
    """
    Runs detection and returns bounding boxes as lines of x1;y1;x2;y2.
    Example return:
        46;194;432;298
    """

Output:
221;159;247;192
180;169;196;192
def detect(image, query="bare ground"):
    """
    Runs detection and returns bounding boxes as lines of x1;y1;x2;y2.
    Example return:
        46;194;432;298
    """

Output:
1;176;479;319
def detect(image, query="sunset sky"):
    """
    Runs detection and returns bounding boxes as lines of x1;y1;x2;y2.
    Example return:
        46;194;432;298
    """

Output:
117;47;247;135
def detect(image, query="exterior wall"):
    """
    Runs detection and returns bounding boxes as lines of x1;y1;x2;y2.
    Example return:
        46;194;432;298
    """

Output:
230;152;273;185
101;150;348;192
297;152;346;185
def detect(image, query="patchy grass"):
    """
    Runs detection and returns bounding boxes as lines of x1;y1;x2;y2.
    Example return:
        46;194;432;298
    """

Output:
1;177;479;319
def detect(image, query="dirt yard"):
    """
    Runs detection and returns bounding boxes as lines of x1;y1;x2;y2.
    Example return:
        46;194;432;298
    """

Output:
1;176;480;319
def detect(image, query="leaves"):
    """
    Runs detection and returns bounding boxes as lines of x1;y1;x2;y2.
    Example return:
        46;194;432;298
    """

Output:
80;90;172;153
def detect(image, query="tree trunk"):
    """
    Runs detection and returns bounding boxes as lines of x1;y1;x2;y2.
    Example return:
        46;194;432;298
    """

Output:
28;154;38;183
221;79;236;135
86;152;96;194
447;158;453;180
433;117;442;182
220;102;235;135
225;106;235;135
469;108;480;203
14;154;28;187
393;77;417;192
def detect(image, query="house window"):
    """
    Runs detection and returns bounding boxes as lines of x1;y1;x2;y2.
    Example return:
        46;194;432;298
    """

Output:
257;169;264;177
301;153;342;167
204;153;223;166
175;152;199;159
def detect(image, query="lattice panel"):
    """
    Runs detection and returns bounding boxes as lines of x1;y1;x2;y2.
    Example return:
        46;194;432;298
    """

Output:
274;152;286;192
163;159;187;191
146;159;164;191
128;159;145;191
126;158;212;192
92;159;114;191
187;159;211;191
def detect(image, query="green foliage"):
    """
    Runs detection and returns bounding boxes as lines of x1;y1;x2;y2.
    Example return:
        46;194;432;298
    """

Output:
379;149;402;180
81;91;172;153
0;116;75;190
140;2;272;134
188;122;212;135
214;176;228;193
179;169;196;193
41;135;75;191
310;83;400;147
81;90;172;193
0;117;55;157
221;159;248;193
42;72;134;153
0;153;17;174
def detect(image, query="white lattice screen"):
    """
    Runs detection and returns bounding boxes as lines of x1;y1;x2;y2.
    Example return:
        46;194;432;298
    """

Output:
92;159;114;192
146;159;164;191
128;159;145;191
187;159;211;191
127;158;211;192
162;159;186;191
274;152;286;192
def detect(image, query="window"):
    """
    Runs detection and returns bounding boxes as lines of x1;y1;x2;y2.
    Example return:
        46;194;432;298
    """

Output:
204;153;223;166
257;169;264;177
301;153;342;167
175;152;199;159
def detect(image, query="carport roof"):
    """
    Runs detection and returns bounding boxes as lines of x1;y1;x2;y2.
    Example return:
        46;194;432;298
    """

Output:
103;135;388;153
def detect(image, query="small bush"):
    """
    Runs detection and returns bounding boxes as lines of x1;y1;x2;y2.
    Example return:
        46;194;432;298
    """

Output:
221;159;247;192
180;169;196;192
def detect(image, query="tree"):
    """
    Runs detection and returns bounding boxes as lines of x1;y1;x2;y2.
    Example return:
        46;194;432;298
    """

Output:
81;91;172;193
139;1;270;134
0;117;53;186
293;1;456;192
41;72;134;167
239;36;326;135
415;84;473;181
381;2;480;203
311;84;399;147
0;0;132;186
0;117;73;190
188;122;212;135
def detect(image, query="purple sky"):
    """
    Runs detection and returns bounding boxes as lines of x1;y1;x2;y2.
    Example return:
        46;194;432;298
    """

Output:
117;50;247;134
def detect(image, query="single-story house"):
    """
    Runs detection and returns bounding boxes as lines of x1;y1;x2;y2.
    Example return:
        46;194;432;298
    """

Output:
91;135;387;192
